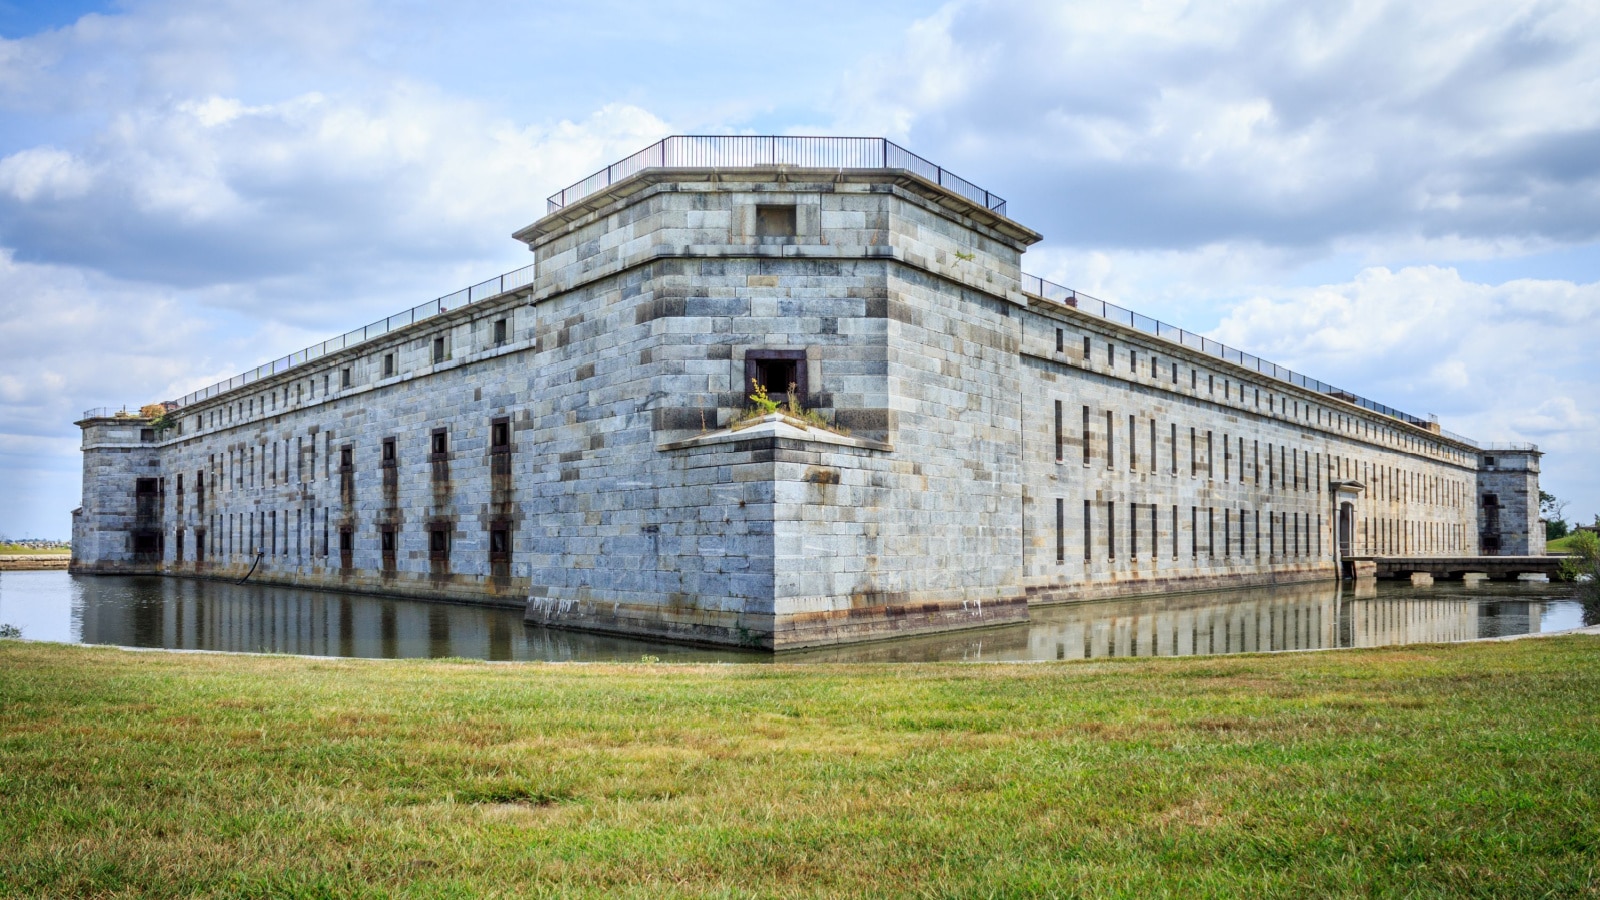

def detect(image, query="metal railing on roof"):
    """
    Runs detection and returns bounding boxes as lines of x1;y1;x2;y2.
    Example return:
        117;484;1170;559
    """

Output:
84;264;537;420
545;135;1008;216
81;406;146;420
1019;273;1524;453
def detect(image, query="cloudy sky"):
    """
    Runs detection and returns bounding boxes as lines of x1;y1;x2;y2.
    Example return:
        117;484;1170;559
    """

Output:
0;0;1595;539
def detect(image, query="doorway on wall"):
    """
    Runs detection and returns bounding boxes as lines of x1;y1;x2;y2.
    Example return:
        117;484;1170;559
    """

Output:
1338;502;1354;558
1481;494;1502;556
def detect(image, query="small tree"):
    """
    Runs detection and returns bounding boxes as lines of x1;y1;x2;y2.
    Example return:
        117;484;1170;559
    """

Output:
1541;491;1571;541
1558;530;1599;600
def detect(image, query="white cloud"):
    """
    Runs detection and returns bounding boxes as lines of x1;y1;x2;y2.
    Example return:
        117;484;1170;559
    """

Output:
1209;265;1600;518
834;0;1600;256
0;146;93;201
0;88;669;292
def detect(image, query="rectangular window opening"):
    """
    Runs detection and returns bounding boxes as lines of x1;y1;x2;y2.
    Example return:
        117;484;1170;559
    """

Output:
1055;498;1065;564
755;204;797;238
745;349;807;401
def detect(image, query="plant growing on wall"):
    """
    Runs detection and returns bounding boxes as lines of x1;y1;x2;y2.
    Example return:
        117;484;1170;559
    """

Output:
748;379;780;416
735;379;835;432
142;403;175;436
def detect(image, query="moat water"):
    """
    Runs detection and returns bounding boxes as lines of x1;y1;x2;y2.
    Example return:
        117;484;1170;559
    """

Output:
0;571;1590;663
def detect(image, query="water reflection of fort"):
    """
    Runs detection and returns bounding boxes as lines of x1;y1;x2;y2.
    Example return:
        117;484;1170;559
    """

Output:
1029;585;1336;660
1021;583;1550;660
792;581;1561;663
59;575;1571;663
72;577;740;662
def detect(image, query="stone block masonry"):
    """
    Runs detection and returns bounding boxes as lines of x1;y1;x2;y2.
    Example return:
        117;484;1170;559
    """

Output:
72;140;1544;649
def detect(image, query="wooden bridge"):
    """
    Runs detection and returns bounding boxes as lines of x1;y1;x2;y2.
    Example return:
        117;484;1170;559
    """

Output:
1353;556;1565;581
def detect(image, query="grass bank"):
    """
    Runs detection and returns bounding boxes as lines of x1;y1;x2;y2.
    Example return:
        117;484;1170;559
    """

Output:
0;544;69;555
2;639;1598;898
1549;532;1591;554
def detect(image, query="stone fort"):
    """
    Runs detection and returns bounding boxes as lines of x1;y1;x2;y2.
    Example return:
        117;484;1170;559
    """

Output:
71;136;1545;649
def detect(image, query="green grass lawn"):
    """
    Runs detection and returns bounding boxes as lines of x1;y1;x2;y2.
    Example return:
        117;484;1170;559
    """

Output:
2;638;1598;898
0;544;70;555
1548;533;1589;554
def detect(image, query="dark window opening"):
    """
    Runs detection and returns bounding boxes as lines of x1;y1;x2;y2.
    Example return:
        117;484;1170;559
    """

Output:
1055;498;1064;564
1053;400;1063;463
489;522;510;577
379;525;397;569
494;318;508;345
381;437;397;467
755;204;796;238
339;445;354;472
341;367;352;388
338;527;353;569
427;523;450;562
744;349;807;401
431;428;449;458
383;353;395;377
491;418;511;452
432;336;446;363
132;532;161;558
1083;500;1091;561
140;428;155;442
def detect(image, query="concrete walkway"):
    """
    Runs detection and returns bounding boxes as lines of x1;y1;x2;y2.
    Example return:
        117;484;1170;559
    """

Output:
0;555;71;571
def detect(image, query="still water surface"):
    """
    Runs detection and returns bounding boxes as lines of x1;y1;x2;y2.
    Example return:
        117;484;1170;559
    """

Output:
0;571;1590;663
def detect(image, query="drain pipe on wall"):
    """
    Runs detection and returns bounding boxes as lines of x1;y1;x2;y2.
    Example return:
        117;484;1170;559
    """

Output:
236;549;264;586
